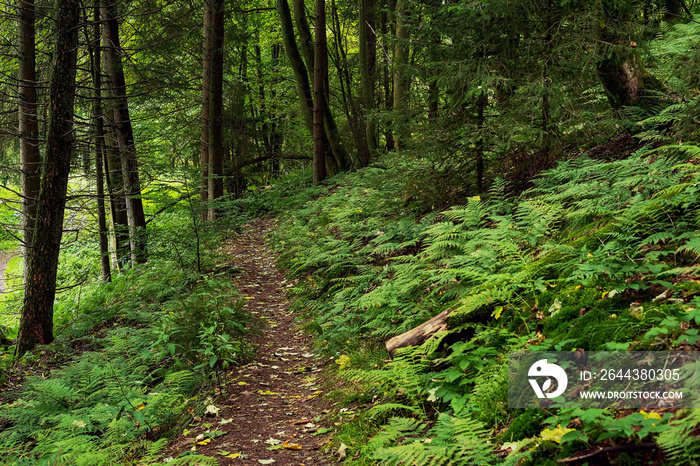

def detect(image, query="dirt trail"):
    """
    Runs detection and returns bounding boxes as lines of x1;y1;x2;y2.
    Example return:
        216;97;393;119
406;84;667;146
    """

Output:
165;218;334;465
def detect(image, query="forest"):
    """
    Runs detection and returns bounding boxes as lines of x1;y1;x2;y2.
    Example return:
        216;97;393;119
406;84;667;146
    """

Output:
0;0;700;463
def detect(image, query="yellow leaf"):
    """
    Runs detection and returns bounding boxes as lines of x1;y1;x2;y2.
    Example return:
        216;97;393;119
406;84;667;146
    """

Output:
335;354;351;370
257;390;279;395
539;425;574;444
238;381;248;385
472;195;481;202
136;403;146;411
492;306;503;319
283;441;302;450
196;438;212;446
226;453;241;459
641;410;662;420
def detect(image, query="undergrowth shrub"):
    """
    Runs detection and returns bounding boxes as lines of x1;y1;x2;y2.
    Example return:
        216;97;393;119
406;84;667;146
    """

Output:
0;259;253;464
269;105;700;462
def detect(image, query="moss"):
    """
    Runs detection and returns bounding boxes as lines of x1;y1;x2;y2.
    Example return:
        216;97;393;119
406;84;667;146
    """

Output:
676;280;700;296
446;289;510;327
501;409;546;442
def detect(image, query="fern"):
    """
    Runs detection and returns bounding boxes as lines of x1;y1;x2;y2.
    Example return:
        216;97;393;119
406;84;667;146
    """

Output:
371;414;495;466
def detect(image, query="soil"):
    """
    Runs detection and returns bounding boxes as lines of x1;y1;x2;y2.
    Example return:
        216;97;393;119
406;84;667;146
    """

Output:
162;218;336;465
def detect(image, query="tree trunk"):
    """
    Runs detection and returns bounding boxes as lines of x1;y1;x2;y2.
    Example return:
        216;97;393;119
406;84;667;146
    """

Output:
393;0;410;150
16;0;79;356
102;125;130;269
200;0;212;220
428;80;438;121
18;0;41;282
476;92;486;193
381;4;394;151
208;0;224;220
91;1;111;283
277;0;314;132
359;0;377;156
596;0;665;110
277;0;349;175
102;0;147;265
292;0;315;79
313;0;328;184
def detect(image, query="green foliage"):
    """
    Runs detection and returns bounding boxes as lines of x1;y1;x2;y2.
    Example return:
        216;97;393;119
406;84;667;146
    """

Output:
368;414;494;465
266;93;700;463
0;223;253;464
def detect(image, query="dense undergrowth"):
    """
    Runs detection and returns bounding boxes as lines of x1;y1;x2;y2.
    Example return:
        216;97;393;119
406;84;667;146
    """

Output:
0;187;255;465
262;103;700;464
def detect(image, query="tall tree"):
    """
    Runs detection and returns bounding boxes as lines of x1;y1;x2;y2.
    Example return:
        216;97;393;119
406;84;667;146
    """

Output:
313;0;328;184
16;0;79;355
200;0;212;220
102;0;148;264
18;0;41;280
392;0;410;150
208;0;225;220
90;2;111;282
359;0;377;155
277;0;350;174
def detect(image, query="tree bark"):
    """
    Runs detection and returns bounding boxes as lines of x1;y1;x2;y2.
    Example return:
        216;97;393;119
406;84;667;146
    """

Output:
359;0;377;156
596;0;665;110
476;91;486;193
208;0;225;220
91;1;111;283
102;125;130;269
292;0;315;79
277;0;314;132
16;0;79;356
18;0;41;281
278;0;349;174
313;0;328;184
385;309;451;358
393;0;410;150
200;0;212;220
102;0;147;265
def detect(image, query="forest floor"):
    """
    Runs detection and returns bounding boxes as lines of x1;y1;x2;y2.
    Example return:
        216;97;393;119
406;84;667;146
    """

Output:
163;218;336;465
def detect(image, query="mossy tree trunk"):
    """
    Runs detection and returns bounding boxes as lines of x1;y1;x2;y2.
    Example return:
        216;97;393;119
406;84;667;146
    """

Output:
596;0;665;111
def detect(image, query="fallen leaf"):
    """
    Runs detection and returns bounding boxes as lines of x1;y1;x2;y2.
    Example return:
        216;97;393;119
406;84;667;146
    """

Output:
283;441;302;450
257;390;279;396
265;438;281;445
337;442;348;460
258;460;276;464
205;404;220;416
196;438;212;446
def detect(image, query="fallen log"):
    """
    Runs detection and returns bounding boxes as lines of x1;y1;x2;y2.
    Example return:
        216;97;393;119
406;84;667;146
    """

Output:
385;309;452;358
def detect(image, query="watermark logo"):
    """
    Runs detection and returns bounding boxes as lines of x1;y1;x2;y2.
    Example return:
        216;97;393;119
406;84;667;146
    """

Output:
528;359;568;399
